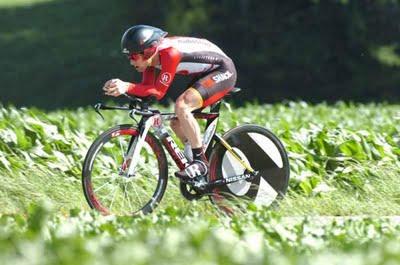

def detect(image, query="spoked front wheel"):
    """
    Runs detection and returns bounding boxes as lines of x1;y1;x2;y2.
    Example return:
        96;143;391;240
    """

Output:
208;124;290;213
82;124;168;215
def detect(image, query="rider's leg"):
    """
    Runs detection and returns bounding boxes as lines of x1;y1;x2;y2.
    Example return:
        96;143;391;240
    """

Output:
170;118;193;161
175;59;237;180
170;118;187;144
174;88;204;151
174;88;209;179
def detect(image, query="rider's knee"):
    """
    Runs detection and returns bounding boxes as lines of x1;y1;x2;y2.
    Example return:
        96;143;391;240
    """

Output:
176;90;201;113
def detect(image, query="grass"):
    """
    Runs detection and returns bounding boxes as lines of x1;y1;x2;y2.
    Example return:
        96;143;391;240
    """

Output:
0;101;399;264
278;163;400;216
0;101;399;216
1;201;400;265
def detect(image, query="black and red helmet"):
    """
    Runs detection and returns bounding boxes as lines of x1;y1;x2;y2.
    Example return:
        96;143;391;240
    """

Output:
121;25;168;57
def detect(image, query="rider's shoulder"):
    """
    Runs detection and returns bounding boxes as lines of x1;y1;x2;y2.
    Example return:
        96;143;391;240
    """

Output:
158;47;180;60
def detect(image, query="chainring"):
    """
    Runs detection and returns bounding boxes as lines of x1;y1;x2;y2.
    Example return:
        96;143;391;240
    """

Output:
179;181;205;201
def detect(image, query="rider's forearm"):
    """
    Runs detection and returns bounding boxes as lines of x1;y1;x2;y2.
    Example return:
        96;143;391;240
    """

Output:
127;83;164;100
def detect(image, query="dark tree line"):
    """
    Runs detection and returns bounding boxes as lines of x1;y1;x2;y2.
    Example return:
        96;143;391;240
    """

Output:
1;0;399;108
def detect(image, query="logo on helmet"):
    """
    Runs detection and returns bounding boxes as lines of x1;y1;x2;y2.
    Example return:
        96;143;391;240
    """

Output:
160;72;172;86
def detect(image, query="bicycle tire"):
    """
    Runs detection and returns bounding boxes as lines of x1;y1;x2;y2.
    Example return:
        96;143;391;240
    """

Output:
82;124;168;215
208;124;290;213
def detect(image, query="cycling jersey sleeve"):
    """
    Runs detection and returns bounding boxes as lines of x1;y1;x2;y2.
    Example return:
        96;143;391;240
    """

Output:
126;67;155;98
142;67;156;85
153;47;181;99
127;47;181;100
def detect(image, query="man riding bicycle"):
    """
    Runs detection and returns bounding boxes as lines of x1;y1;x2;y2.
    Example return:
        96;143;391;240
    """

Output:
102;25;237;181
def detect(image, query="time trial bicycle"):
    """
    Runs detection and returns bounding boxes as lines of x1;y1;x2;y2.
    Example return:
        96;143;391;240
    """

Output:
82;88;290;215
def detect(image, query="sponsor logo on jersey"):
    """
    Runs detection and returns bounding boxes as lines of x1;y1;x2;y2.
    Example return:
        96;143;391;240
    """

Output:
212;70;233;83
160;72;172;86
194;55;218;62
177;38;208;45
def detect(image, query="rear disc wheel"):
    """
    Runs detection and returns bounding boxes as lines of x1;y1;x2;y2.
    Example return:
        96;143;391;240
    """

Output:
208;124;290;213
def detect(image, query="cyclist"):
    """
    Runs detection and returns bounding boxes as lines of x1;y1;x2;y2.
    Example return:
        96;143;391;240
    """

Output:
102;25;237;181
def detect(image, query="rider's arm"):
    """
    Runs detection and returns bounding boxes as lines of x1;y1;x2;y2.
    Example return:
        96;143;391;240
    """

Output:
127;48;181;100
141;67;156;85
126;67;155;96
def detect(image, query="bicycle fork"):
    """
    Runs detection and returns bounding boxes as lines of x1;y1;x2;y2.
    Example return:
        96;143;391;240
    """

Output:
124;117;154;177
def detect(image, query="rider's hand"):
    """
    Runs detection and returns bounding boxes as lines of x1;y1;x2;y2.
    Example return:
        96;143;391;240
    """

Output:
102;79;132;97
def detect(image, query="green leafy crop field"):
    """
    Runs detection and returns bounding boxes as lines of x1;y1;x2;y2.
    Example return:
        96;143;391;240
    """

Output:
0;101;399;264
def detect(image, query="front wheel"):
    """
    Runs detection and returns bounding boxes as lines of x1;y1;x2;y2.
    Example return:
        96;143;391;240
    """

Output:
82;124;168;215
208;124;290;213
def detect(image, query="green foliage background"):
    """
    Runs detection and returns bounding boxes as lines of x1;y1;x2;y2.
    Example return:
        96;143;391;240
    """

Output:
1;0;400;109
0;102;400;264
1;101;399;215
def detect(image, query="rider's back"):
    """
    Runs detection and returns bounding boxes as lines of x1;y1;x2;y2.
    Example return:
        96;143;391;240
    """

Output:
159;37;228;57
157;37;233;75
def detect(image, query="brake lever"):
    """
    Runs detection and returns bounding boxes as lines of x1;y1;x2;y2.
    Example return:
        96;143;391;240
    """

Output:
93;103;105;120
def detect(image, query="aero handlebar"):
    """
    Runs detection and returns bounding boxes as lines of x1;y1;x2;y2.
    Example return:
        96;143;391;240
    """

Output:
93;93;157;120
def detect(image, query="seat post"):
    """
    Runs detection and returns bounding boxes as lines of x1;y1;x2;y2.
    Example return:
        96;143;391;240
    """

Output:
209;101;222;113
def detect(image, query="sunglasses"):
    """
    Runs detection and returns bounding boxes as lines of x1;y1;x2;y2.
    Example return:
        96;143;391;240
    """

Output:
128;46;157;61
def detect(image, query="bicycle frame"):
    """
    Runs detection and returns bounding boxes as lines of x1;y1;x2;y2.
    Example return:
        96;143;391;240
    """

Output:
125;110;219;176
125;102;255;177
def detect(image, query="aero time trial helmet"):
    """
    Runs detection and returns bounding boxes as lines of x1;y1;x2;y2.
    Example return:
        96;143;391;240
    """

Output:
121;25;168;60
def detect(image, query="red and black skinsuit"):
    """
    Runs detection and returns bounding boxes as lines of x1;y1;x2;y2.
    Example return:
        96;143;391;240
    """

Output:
128;36;237;107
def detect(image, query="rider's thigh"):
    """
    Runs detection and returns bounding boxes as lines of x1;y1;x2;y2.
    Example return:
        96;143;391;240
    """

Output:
192;65;237;108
